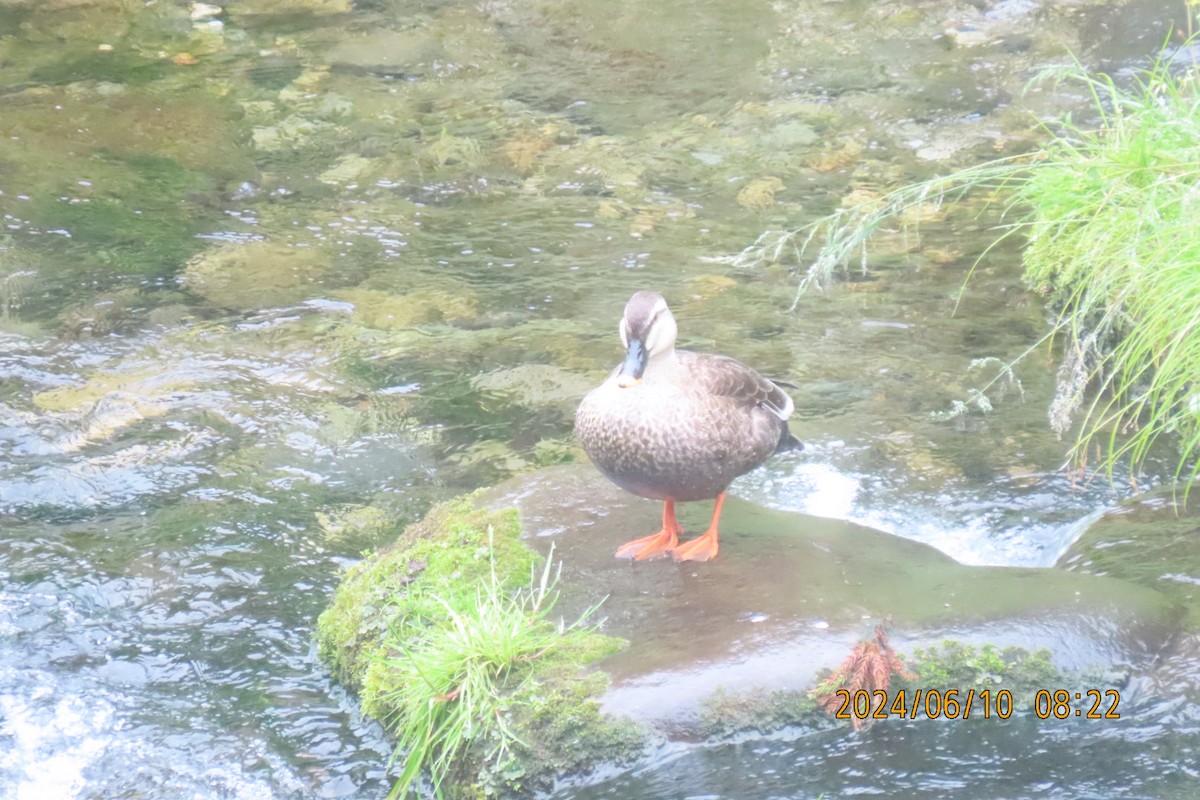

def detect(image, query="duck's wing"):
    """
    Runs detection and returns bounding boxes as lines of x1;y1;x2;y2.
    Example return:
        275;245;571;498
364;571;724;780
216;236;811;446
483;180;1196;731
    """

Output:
681;352;794;421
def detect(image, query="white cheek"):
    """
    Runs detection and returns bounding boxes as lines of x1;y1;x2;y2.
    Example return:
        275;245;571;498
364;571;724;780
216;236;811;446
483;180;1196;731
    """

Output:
643;325;659;355
619;319;629;348
644;315;675;356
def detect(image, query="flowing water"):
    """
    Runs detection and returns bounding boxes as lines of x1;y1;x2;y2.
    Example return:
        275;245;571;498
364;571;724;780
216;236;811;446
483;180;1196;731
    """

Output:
0;0;1197;797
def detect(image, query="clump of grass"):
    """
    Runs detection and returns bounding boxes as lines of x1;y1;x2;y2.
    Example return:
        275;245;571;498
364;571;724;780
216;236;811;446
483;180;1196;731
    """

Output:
736;49;1200;488
367;536;601;799
1016;57;1200;487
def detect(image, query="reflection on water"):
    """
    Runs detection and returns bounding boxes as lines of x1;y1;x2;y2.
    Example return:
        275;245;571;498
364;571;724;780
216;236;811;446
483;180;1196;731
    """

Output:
0;0;1195;797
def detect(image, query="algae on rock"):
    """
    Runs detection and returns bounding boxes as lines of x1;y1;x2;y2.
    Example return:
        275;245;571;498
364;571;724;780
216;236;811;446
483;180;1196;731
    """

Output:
337;286;480;331
315;493;642;798
894;640;1062;708
183;241;330;310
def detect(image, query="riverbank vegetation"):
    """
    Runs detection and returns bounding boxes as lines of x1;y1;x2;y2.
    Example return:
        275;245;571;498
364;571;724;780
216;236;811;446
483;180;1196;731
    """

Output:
736;52;1200;491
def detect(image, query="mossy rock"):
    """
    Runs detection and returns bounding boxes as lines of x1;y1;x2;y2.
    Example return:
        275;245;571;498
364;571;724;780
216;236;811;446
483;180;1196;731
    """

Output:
0;87;233;278
9;0;141;43
337;287;480;331
326;28;445;75
251;114;335;152
315;493;643;798
56;287;144;339
470;364;595;415
316;496;534;689
33;366;194;415
2;85;250;179
315;503;395;540
182;241;329;310
0;0;134;7
317;153;377;185
701;686;825;738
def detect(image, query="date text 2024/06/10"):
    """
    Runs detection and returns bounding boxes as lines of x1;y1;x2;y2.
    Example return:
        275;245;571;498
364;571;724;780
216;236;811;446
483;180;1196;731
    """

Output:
831;688;1122;721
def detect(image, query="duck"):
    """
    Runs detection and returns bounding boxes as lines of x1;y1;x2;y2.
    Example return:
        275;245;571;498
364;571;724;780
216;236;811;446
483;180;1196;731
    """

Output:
575;291;800;562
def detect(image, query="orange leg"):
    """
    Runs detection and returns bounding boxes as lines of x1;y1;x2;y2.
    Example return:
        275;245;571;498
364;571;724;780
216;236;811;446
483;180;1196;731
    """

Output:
615;499;681;560
670;492;726;562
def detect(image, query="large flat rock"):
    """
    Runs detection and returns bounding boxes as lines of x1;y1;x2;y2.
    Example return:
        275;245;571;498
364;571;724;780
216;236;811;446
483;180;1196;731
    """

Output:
485;465;1177;729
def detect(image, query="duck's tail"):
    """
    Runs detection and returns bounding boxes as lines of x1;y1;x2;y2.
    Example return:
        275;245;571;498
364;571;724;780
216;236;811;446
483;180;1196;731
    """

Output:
775;425;804;454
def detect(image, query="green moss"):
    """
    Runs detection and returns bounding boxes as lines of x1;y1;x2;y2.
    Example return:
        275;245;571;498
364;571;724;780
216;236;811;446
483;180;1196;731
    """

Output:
315;494;643;798
31;190;207;278
31;50;170;86
182;241;330;310
316;495;532;689
336;287;480;331
701;686;825;738
494;663;642;797
895;640;1061;707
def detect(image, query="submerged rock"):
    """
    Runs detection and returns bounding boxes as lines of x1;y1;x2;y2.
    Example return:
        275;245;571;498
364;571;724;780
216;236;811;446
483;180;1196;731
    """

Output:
315;503;395;540
337;286;479;330
736;175;786;210
223;0;350;15
182;241;329;310
251;114;333;152
56;287;145;339
471;363;595;416
327;29;444;76
317;153;376;185
0;0;140;12
29;365;198;455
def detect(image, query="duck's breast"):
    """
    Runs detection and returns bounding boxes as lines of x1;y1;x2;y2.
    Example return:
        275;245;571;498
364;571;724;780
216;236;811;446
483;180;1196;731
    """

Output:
575;378;782;501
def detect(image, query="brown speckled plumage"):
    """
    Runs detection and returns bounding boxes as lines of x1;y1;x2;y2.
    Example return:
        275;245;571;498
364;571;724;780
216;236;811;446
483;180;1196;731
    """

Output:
575;292;798;561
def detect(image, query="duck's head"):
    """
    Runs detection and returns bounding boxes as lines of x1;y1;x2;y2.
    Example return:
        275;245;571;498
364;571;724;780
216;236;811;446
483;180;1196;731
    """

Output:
617;291;678;388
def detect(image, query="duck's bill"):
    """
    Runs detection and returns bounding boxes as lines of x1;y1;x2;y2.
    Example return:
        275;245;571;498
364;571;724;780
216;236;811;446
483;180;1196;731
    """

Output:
617;338;647;388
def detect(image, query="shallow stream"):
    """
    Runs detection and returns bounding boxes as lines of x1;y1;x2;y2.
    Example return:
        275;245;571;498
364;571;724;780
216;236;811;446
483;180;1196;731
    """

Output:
0;0;1196;797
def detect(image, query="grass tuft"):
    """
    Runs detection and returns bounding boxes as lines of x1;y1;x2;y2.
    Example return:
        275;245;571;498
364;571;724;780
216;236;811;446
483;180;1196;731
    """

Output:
1015;57;1200;489
367;534;601;799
